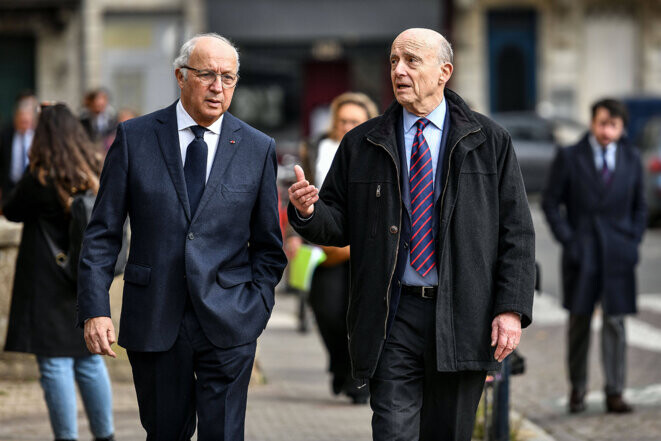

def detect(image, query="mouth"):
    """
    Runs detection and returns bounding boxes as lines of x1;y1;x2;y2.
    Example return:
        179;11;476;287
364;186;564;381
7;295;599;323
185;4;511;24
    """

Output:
205;98;222;107
395;84;412;92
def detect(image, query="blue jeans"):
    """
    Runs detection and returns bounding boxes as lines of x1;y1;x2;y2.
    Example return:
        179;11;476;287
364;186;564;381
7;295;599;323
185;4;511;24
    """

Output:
37;355;114;440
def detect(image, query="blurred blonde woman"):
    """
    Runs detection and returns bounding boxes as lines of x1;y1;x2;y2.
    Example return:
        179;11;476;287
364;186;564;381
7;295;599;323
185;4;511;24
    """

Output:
309;92;378;403
3;103;114;441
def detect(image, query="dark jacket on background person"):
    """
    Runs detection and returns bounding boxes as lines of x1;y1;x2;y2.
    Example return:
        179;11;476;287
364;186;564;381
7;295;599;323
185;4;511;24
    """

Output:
3;172;89;357
542;135;646;315
0;126;18;202
289;89;535;379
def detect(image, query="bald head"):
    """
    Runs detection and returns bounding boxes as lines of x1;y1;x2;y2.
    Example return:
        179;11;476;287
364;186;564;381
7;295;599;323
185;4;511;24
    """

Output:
390;28;454;116
393;28;453;65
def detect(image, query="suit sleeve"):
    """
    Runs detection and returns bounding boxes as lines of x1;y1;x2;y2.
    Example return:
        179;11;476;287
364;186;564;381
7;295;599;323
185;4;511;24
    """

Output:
249;138;288;312
287;136;350;247
541;147;574;245
492;131;536;328
76;122;129;326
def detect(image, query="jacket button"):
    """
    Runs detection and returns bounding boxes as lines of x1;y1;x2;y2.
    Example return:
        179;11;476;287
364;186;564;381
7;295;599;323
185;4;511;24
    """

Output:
403;242;408;249
188;232;195;240
389;225;398;234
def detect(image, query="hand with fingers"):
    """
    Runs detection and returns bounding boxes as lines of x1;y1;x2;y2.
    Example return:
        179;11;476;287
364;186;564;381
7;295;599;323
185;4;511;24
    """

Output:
84;316;117;358
288;165;319;217
491;312;521;362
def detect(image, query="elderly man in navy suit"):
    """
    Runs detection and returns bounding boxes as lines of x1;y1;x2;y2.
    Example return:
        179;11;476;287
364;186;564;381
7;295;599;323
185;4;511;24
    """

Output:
77;33;287;440
543;98;646;414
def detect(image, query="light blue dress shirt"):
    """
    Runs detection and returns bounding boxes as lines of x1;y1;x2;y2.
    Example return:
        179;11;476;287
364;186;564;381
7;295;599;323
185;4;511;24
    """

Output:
589;134;616;172
402;99;447;185
10;130;33;184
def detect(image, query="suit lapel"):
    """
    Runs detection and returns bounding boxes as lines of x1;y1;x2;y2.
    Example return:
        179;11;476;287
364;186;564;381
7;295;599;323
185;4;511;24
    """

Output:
191;112;243;223
576;137;604;197
155;102;192;221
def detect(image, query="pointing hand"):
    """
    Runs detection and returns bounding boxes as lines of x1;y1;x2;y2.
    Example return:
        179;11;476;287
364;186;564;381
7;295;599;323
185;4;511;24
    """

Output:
288;165;319;217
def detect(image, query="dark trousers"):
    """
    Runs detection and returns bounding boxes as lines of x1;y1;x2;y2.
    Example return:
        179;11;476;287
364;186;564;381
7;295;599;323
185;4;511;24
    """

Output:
309;262;359;394
568;313;626;396
127;303;256;441
370;293;486;441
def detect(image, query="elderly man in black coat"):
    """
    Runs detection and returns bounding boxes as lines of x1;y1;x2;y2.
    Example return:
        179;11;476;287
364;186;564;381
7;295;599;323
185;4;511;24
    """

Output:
288;28;535;441
542;98;647;414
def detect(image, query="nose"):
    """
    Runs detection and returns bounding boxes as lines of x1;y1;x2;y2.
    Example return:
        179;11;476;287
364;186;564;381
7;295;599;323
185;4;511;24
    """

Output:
209;75;223;92
392;60;407;77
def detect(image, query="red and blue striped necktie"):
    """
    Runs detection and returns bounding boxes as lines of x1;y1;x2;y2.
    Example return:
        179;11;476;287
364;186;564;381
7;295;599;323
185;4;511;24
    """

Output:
409;117;436;277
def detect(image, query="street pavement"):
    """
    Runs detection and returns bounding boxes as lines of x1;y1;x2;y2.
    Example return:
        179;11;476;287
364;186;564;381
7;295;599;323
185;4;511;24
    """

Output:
510;202;661;441
1;202;660;440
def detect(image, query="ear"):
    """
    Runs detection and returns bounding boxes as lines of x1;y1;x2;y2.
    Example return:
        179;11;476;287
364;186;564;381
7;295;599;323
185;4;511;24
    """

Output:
175;69;185;89
439;62;453;85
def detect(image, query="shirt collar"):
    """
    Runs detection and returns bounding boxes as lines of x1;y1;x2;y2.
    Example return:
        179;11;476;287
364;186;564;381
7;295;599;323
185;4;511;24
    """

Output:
403;97;447;133
176;99;223;135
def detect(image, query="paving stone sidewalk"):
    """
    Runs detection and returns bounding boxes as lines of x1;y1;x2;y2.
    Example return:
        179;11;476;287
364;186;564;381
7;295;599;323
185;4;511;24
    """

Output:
0;293;555;441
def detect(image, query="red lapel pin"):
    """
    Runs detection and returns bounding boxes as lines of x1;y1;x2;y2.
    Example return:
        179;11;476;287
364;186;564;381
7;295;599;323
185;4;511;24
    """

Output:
229;140;236;144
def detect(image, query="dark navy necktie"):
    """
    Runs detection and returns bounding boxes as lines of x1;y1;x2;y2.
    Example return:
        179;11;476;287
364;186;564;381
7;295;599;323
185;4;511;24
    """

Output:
184;125;208;215
409;118;436;277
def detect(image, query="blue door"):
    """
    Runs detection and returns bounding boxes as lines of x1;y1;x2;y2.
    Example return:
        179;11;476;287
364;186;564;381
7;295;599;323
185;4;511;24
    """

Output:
488;10;537;113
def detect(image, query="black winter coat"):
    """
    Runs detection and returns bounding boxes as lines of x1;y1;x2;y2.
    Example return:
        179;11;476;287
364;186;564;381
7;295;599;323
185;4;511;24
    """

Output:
3;172;89;357
289;90;535;378
542;135;646;315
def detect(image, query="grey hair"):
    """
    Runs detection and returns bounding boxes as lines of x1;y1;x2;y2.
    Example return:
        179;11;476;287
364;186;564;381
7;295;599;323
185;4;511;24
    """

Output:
437;36;453;64
173;33;240;79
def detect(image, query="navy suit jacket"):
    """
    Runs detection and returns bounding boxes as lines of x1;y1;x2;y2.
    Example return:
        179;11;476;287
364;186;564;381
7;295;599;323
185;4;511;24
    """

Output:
77;102;287;351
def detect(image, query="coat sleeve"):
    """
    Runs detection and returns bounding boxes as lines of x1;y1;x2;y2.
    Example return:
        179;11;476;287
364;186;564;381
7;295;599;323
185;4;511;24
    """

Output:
287;137;350;247
630;149;647;243
76;122;129;326
492;131;536;328
248;138;288;312
541;147;574;245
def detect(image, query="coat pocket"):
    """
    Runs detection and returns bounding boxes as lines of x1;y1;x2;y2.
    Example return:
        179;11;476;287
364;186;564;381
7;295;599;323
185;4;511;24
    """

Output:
216;264;253;288
123;263;151;286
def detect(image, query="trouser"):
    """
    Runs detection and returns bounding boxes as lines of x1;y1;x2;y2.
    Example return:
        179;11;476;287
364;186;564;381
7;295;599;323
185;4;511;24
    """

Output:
37;355;114;440
568;313;626;396
127;302;256;441
309;262;357;394
369;292;486;441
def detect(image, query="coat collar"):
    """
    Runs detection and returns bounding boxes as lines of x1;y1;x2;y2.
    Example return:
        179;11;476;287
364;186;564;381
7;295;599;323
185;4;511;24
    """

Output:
365;89;484;164
155;102;242;222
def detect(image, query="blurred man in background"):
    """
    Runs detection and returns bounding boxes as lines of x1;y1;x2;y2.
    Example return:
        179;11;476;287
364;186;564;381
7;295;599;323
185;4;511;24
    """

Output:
542;98;647;414
80;88;118;149
0;92;38;203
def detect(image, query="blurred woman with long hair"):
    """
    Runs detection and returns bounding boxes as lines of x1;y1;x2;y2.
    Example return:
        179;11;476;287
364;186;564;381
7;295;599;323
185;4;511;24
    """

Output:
3;103;115;441
308;92;378;404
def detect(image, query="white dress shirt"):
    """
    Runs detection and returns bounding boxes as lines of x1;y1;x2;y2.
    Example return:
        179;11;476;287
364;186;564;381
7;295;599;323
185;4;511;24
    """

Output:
176;100;223;182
